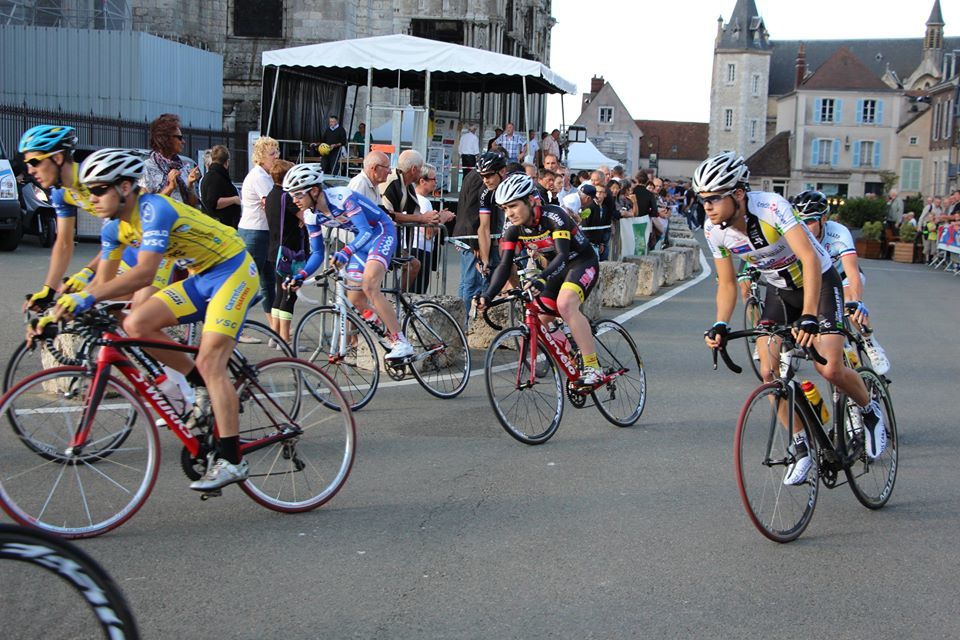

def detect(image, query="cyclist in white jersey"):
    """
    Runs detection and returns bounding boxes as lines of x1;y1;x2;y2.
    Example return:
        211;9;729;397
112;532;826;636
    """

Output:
697;153;887;485
793;190;890;374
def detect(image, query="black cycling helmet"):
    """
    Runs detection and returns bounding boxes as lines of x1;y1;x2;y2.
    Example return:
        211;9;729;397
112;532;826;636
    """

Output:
793;190;829;221
476;151;506;176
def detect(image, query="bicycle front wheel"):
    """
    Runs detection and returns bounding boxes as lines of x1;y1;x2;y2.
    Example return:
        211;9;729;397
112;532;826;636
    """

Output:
237;358;356;512
0;367;160;538
845;368;898;509
743;296;763;381
403;301;471;399
293;306;380;411
485;328;563;445
734;382;819;543
591;320;646;427
235;319;295;361
0;523;140;638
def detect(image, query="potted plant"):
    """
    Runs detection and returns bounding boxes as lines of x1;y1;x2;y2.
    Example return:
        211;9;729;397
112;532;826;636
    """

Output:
855;221;883;259
892;223;919;263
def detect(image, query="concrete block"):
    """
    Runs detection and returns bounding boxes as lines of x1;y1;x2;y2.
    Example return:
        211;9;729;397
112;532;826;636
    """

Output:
598;260;639;308
624;254;662;296
666;246;695;280
652;250;684;285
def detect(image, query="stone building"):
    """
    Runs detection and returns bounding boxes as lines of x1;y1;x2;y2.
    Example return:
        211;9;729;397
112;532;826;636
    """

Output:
4;0;558;142
713;0;960;197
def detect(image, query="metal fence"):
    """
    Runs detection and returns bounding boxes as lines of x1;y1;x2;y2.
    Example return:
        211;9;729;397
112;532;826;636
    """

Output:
0;103;246;181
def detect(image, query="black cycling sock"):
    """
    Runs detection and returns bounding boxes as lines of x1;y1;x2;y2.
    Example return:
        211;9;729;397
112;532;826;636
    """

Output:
218;436;241;465
186;367;206;388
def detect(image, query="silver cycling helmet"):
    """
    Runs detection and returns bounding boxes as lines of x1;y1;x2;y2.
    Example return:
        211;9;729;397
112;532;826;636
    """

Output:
494;172;537;205
282;163;325;192
692;151;750;194
78;148;146;185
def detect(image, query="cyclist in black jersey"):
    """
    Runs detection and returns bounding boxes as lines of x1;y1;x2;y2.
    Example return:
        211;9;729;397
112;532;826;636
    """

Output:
477;174;603;387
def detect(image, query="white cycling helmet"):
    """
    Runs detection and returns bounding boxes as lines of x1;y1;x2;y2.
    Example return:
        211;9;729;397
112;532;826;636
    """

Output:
282;163;325;192
78;148;145;185
494;173;537;205
692;152;750;194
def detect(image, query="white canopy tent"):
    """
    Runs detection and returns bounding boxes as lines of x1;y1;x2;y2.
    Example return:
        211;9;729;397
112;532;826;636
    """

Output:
260;34;576;155
565;139;620;171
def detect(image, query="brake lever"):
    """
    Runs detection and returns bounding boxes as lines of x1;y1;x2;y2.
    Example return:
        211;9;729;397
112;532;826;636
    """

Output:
805;344;828;366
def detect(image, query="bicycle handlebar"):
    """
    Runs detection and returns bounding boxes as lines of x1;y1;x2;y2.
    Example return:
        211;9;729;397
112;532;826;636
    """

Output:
478;288;533;331
712;326;828;375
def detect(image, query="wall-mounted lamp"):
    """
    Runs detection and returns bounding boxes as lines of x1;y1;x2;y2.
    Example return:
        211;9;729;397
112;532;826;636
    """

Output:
844;135;850;151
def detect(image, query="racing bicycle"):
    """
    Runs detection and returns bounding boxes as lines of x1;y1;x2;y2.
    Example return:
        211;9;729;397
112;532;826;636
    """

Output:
0;305;356;538
712;324;897;542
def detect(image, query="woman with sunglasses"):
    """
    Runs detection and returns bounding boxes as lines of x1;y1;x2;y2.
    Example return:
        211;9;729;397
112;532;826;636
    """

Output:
697;152;887;486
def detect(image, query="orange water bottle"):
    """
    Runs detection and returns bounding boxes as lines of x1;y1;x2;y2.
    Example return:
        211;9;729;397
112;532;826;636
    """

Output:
801;380;830;425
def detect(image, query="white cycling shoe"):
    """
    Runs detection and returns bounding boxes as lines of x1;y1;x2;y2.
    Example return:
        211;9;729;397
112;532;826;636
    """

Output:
864;338;890;375
190;458;249;491
861;400;888;459
385;339;414;361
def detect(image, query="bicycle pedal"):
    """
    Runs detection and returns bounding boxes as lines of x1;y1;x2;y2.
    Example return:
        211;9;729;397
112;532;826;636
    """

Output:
200;489;222;501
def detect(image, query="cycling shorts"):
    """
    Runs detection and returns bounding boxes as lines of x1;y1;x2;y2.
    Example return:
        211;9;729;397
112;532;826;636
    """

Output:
761;266;844;334
117;246;177;289
535;254;600;315
343;220;397;281
154;251;258;340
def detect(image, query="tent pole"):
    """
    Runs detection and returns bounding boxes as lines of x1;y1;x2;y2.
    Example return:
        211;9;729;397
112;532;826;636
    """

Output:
347;84;358;150
364;67;373;157
423;70;431;156
522;76;529;137
479;84;486;152
265;65;281;137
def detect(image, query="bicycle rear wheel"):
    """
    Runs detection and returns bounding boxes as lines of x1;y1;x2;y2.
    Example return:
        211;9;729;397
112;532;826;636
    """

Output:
743;296;763;381
237;358;356;512
734;382;819;543
0;523;140;638
293;306;380;411
403;301;471;399
0;368;160;538
485;328;563;445
845;368;897;509
591;320;646;427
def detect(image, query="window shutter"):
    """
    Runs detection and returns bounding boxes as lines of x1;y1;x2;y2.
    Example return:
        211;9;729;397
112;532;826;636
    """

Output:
813;98;822;123
852;141;861;167
811;139;820;165
856;99;863;124
873;140;881;168
831;139;840;166
835;99;843;123
876;100;884;124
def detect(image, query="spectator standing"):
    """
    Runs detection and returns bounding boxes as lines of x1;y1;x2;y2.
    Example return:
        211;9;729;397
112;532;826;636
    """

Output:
318;115;347;176
199;144;241;227
536;168;558;205
543;153;560;174
240;135;280;329
380;149;428;289
351;122;366;144
585;183;614;260
348;150;391;204
264;160;302;344
886;189;904;225
458;124;480;177
541;129;561;164
412;163;456;294
632;173;658;219
139;113;200;206
495;123;526;163
487;128;503;152
522;129;539;165
452;162;486;329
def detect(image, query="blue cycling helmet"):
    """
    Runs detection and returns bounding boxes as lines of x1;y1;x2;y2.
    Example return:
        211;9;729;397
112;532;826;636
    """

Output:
18;125;78;153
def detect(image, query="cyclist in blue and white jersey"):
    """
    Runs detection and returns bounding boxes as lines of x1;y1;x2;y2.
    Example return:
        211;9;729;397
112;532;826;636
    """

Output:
281;163;412;361
698;153;887;485
792;190;890;374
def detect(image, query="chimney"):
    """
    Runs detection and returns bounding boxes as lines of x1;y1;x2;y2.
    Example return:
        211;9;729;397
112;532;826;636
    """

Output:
590;75;605;94
795;42;807;88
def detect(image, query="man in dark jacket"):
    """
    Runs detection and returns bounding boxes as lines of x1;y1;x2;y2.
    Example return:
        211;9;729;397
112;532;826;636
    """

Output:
199;145;241;227
318;115;347;175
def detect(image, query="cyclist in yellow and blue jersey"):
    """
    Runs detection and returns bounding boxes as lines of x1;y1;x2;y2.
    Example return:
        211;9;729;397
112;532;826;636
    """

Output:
43;148;258;492
18;125;174;311
697;152;887;486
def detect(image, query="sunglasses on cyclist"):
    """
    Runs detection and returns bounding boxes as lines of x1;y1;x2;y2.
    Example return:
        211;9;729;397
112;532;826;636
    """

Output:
290;190;311;200
697;190;734;206
24;150;62;167
87;184;116;197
